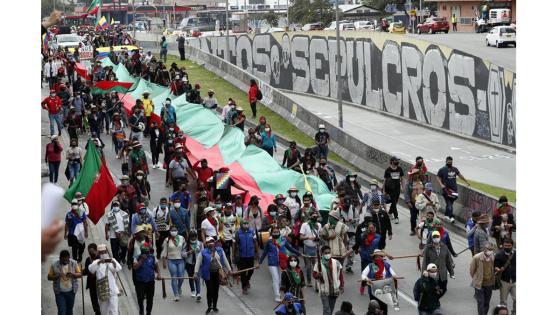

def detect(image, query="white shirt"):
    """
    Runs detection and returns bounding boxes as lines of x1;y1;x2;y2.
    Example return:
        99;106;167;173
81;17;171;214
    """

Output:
300;222;322;247
284;197;300;220
221;104;231;121
361;260;397;280
201;218;218;237
88;259;122;297
106;210;127;238
221;214;238;241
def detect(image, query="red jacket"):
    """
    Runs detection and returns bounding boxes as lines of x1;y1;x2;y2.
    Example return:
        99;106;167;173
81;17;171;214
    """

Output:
193;161;213;184
41;96;62;115
248;84;258;103
45;142;63;162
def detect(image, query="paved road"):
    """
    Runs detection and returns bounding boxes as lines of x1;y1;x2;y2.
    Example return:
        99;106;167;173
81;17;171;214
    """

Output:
284;92;516;191
41;86;515;314
406;33;516;71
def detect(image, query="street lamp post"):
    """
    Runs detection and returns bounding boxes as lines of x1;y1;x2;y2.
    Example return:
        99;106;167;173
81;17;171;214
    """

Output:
226;0;230;63
335;0;343;128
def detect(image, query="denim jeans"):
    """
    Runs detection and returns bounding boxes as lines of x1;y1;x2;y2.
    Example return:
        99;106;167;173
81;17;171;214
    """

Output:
68;161;81;184
444;196;455;218
168;259;185;296
49;113;64;136
160;49;168;63
55;290;76;315
185;263;201;294
320;294;338;315
48;161;61;183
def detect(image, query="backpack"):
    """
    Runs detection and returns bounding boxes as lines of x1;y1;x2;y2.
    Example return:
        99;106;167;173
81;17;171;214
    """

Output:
256;88;263;101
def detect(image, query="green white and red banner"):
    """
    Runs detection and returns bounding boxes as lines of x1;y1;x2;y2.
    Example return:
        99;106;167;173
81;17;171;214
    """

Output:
91;81;133;95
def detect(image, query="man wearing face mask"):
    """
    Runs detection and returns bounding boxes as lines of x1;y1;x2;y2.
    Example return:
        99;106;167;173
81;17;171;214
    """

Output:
282;141;302;171
47;250;82;315
149;120;162;169
274;292;303;315
363;181;386;217
494;238;515;315
83;243;101;315
470;242;496;315
129;141;149;179
437;156;470;223
320;211;349;266
141;91;154;136
314;124;331;159
65;199;89;262
129;106;146;143
409;156;428;183
361;250;398;314
42;89;64;136
300;209;322;287
169;196;190;238
233;219;260;294
314;245;344;315
422;231;455;297
317;158;338;191
415;183;441;220
151;197;171;259
133;242;161;315
105;200;130;264
116;175;137;212
383;156;404;221
193;159;214;186
88;244;123;315
473;214;491;255
369;199;392;250
168;144;191;191
130;203;157;245
219;203;239;265
160;98;177;129
413;263;444;315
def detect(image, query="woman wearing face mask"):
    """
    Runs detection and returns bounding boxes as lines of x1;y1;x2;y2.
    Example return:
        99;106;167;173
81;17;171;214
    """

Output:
491;208;516;248
260;124;277;157
280;255;306;314
161;226;187;301
285;187;302;221
358;222;381;271
149;120;163;169
184;230;203;300
259;226;301;302
132;170;151;203
336;171;363;212
64;199;89;262
282;142;302;172
361;250;398;314
243;196;269;234
65;139;83;185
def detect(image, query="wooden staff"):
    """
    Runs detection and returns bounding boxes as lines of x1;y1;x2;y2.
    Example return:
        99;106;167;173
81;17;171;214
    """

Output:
159;276;196;280
80;262;85;315
162;275;167;299
231;266;259;276
389;254;422;260
456;246;473;256
332;250;354;260
359;276;405;284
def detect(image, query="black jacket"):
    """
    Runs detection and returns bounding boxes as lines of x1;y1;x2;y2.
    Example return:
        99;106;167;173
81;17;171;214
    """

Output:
371;210;392;237
413;276;443;312
494;249;516;283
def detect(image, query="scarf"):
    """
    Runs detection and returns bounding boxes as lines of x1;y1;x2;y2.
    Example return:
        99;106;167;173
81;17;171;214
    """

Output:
374;258;385;280
208;216;217;227
364;232;375;247
169;235;180;247
288;267;302;285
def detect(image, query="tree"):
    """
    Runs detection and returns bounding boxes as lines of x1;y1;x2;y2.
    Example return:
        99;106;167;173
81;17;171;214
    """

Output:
262;11;280;27
288;0;334;25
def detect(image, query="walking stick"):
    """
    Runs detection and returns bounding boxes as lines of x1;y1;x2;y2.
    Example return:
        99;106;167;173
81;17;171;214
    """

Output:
80;262;85;315
456;246;473;256
162;276;167;299
231;266;258;276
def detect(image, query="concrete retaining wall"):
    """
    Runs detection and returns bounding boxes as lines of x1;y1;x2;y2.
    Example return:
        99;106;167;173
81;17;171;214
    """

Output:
182;42;515;222
186;32;517;150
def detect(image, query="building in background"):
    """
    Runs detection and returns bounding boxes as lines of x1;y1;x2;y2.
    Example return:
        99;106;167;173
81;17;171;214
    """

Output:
426;0;515;32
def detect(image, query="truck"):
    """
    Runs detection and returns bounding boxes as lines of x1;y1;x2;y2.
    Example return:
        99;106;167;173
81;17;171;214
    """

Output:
475;8;512;33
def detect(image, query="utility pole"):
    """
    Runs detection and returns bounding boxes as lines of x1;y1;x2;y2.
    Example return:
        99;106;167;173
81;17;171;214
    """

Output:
335;0;343;128
286;0;289;28
226;0;229;63
132;0;136;38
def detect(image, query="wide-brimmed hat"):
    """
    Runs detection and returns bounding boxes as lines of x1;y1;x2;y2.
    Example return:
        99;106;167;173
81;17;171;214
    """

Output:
370;179;380;186
97;244;107;251
134;226;144;234
371;249;386;257
203;206;216;215
131;140;141;148
288;186;299;192
328;210;340;220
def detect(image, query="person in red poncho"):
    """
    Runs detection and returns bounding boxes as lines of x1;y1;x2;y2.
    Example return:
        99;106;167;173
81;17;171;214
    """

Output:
408;156;429;183
193;159;213;185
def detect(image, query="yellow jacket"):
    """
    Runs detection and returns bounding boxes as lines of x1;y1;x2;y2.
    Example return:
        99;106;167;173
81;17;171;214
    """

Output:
142;98;154;116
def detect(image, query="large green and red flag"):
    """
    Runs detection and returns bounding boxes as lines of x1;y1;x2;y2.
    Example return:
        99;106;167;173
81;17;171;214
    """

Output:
91;81;133;95
64;140;117;224
84;0;101;15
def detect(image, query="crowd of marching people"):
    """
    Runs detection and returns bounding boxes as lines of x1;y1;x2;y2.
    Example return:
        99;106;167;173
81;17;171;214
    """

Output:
42;12;516;315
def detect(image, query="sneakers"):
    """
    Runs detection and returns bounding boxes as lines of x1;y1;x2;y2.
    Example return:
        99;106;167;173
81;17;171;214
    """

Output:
212;308;219;313
395;218;399;224
174;296;180;302
191;291;196;297
205;308;212;314
196;293;201;301
444;216;456;223
242;288;248;295
345;267;353;274
152;165;157;169
409;231;416;236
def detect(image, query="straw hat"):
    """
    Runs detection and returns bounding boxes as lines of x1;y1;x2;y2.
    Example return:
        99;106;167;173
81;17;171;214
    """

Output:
477;214;490;224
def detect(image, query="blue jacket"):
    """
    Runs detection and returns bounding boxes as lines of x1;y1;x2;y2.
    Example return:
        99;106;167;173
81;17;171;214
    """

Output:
366;261;392;296
169;191;191;209
236;228;256;258
359;232;381;264
259;237;300;267
199;247;226;281
260;132;276;150
135;254;156;283
466;219;476;248
169;207;189;234
274;303;302;315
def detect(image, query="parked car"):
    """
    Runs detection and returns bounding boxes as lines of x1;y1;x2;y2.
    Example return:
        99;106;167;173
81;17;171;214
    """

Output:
302;22;324;31
267;27;285;33
485;26;516;47
417;17;450;34
389;21;405;34
289;24;302;31
354;20;373;30
324;20;350;31
341;22;356;31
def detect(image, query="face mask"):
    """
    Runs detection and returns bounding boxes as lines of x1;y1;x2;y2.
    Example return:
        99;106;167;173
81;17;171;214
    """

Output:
71;205;78;210
289;261;297;268
174;203;181;208
265;128;270;132
323;254;331;260
429;272;438;279
272;233;280;239
270;212;277;217
165;101;171;105
112;207;120;212
50;93;56;97
432;238;441;244
140;209;147;215
446;162;452;167
373;207;380;213
100;253;110;260
290;192;297;198
370;185;377;191
170;231;178;236
136;176;143;180
319;129;325;133
349;177;356;182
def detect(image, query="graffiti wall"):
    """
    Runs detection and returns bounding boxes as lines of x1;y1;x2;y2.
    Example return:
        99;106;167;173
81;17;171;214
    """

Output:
188;33;516;148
